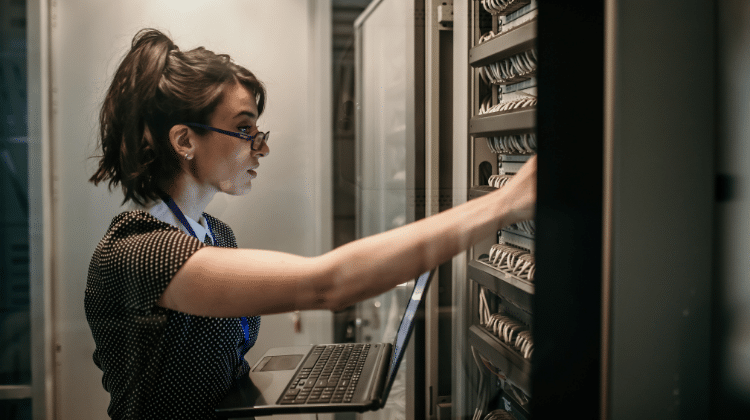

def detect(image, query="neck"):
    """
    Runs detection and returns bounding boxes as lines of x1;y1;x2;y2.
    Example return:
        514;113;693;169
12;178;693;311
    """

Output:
160;175;216;221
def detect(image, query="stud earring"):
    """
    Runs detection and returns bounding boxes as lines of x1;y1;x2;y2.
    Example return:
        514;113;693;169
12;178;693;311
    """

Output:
185;153;192;160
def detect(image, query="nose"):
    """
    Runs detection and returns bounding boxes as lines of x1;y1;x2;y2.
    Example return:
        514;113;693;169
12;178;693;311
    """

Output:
253;139;269;158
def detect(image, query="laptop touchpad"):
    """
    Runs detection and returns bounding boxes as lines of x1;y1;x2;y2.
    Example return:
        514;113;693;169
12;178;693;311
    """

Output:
255;354;303;372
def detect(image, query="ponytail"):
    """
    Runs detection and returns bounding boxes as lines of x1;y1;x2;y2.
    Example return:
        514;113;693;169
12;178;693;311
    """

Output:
89;29;266;205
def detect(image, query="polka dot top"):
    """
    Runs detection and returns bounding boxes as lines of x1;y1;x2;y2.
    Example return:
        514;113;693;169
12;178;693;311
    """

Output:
85;210;261;419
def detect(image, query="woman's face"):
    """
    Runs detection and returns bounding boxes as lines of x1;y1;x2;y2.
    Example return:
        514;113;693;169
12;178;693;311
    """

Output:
191;82;269;195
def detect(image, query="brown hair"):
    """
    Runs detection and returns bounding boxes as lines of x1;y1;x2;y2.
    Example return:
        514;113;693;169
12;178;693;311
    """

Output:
89;28;266;205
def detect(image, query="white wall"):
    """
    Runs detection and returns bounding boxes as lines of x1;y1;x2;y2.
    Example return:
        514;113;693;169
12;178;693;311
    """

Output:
45;1;332;418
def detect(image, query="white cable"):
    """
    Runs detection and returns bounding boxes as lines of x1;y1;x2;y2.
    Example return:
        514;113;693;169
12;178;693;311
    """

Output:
471;346;488;420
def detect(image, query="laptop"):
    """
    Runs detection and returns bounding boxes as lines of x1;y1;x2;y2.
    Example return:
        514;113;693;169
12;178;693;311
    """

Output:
215;269;435;417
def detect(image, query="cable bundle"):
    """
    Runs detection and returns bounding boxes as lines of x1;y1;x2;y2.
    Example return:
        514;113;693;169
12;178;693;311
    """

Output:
481;0;531;15
479;289;534;359
488;243;535;281
471;346;490;420
487;174;513;189
486;133;536;154
479;92;536;115
486;314;528;350
478;31;499;45
508;220;535;236
478;49;537;85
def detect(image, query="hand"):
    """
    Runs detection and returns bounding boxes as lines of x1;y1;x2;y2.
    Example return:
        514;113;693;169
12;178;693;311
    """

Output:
499;155;537;225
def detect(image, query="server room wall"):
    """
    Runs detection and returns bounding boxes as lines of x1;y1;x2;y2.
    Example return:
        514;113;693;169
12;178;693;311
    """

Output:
716;0;750;416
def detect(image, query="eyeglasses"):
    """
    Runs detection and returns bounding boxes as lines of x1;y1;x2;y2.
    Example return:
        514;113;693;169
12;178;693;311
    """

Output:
184;123;270;151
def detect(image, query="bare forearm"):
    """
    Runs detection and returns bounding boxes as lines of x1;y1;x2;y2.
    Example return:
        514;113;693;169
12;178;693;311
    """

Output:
315;183;525;310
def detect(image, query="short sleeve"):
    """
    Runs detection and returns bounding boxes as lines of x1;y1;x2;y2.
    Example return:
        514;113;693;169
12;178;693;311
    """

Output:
204;213;237;249
97;211;206;313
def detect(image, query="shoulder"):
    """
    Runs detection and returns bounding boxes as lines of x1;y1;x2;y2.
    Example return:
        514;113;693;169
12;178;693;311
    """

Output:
97;210;199;260
90;210;206;313
104;210;179;239
203;213;237;248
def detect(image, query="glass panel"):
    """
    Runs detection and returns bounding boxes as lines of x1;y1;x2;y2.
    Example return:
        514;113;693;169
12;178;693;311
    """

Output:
0;0;31;399
355;0;410;418
358;0;408;240
355;285;411;420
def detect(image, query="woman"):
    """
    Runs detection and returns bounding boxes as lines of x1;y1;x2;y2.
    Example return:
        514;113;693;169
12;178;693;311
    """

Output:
86;28;537;419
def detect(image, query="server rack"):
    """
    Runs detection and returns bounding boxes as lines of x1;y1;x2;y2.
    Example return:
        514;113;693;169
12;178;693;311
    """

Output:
454;1;714;419
456;2;607;418
461;2;539;419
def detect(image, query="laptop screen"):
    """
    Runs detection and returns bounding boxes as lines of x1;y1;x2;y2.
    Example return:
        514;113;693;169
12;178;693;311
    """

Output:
381;270;434;401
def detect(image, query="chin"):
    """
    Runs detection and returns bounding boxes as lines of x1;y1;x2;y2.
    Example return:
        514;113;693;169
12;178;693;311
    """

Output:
218;178;254;196
227;185;253;196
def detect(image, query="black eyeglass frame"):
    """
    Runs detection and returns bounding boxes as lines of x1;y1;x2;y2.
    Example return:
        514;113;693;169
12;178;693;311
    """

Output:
184;123;270;151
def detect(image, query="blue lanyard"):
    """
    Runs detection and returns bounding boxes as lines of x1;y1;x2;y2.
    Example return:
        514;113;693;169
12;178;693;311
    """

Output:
160;193;206;240
158;192;250;343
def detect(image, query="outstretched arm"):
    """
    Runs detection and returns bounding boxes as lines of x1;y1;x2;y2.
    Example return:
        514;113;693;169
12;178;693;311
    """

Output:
159;156;537;317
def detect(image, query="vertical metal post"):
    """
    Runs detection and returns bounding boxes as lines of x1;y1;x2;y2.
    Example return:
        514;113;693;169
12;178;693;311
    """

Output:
424;1;441;418
28;0;56;418
451;0;471;417
602;0;617;418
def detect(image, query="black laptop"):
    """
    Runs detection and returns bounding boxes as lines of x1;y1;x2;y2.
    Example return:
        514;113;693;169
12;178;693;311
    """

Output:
215;269;435;417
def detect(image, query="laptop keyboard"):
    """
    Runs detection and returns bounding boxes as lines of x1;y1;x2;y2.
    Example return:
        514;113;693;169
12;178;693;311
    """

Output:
279;343;371;405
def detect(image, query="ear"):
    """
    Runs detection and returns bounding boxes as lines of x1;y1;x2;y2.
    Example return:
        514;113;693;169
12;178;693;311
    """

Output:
168;125;195;160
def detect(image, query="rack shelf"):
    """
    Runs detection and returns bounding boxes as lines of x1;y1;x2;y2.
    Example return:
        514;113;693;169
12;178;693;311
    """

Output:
499;229;535;251
470;108;535;137
470;20;537;68
502;225;535;241
469;324;531;394
469;258;534;297
500;154;534;173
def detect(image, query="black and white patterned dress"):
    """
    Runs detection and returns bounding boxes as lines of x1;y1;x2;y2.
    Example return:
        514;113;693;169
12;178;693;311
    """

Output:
85;210;261;419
